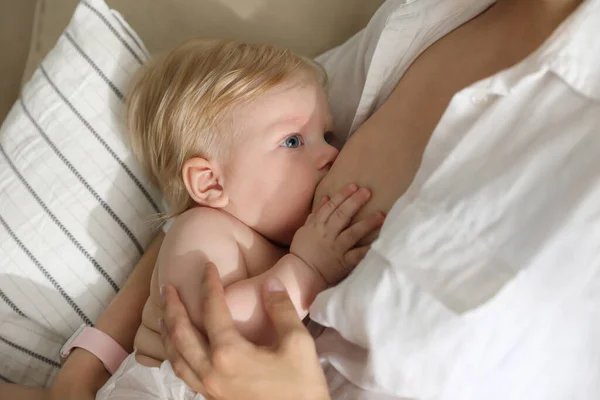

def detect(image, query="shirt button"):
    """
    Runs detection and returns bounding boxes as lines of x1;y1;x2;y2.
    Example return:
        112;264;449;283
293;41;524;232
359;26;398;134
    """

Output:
471;95;490;106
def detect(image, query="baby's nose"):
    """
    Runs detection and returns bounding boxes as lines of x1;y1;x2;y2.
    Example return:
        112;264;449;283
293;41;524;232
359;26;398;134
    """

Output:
318;144;339;170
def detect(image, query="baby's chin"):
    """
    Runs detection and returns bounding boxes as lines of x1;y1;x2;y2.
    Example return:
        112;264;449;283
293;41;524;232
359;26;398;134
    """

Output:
266;221;303;247
263;207;311;248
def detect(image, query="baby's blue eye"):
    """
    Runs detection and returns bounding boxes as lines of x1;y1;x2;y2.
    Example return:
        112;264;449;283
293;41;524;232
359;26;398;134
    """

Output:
282;135;303;148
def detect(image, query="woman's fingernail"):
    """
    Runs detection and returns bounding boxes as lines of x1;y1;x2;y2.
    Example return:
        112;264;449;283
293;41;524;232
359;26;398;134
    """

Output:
266;277;285;292
160;285;166;300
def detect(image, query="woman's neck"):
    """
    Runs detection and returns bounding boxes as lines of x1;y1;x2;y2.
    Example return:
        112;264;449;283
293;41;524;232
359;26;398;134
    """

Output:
481;0;582;60
495;0;582;24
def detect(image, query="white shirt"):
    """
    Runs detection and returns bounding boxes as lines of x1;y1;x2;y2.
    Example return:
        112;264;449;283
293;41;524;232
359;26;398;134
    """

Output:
311;0;600;399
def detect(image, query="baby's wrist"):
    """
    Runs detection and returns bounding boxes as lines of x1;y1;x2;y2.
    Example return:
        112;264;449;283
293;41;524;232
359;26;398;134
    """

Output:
288;252;328;290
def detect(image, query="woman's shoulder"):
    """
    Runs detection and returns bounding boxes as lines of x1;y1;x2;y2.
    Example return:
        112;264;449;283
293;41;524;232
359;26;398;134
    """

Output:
323;0;495;139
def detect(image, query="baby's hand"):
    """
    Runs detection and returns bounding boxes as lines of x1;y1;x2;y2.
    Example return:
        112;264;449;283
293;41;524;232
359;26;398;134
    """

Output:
290;184;385;286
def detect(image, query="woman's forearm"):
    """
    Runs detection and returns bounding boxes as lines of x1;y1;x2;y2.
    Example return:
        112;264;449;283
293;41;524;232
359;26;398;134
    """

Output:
95;232;164;351
52;232;164;396
0;382;49;400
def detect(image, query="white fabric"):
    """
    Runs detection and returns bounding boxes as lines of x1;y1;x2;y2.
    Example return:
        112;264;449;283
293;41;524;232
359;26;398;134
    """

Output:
310;0;600;399
96;354;202;400
0;0;162;386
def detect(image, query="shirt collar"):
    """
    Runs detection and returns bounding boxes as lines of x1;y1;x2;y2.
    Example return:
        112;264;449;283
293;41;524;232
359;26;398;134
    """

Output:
473;0;600;101
541;0;600;101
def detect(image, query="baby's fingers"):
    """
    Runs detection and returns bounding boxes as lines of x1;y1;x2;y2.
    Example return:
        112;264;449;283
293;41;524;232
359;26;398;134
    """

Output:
316;184;358;224
325;187;372;235
337;211;385;250
344;245;371;269
316;196;329;211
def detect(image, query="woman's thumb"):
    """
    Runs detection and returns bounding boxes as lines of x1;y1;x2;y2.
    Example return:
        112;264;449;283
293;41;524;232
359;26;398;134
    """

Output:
263;278;306;341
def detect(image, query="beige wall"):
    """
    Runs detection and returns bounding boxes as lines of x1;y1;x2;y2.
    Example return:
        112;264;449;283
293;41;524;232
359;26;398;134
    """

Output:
0;0;36;123
0;0;382;127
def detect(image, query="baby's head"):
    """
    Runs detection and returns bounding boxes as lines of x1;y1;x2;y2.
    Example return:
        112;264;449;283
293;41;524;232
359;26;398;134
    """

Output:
127;39;338;245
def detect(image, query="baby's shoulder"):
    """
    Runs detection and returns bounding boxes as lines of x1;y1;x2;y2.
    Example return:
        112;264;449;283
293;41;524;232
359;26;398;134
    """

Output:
164;207;247;250
172;207;237;229
162;207;282;274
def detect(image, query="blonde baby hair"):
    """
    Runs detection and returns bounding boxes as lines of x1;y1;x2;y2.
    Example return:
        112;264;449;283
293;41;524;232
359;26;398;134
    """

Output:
126;39;327;219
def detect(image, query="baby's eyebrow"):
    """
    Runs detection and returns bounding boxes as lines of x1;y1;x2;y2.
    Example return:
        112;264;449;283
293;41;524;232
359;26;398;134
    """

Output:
266;114;308;130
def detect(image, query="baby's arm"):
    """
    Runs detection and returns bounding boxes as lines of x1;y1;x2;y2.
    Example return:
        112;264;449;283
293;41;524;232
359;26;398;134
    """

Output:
225;184;385;344
223;253;325;344
157;207;248;331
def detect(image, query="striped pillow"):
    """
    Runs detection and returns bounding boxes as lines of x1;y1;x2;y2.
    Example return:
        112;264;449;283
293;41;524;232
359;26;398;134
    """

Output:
0;0;162;386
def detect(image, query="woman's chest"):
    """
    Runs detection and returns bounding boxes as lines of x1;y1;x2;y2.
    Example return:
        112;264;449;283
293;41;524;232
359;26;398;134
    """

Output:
317;10;520;219
319;6;560;220
376;69;600;314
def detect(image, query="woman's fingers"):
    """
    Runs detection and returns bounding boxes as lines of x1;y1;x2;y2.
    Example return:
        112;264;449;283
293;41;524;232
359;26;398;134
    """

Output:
337;211;385;250
263;278;315;353
161;285;213;379
161;331;206;394
202;263;243;347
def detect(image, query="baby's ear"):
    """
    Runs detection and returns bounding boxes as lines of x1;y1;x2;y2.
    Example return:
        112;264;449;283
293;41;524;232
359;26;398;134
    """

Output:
182;157;229;208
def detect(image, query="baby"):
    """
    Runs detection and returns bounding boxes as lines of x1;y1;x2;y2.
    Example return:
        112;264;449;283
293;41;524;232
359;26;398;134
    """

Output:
96;39;384;399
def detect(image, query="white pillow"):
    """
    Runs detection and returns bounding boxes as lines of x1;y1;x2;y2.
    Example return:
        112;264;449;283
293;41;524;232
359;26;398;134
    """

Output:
0;0;161;386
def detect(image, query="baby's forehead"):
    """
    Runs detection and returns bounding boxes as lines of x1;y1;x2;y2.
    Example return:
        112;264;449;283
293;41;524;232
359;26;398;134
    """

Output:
236;80;330;124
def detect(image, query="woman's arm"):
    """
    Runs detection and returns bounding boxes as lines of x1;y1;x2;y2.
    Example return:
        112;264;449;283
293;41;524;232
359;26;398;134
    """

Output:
0;383;48;400
51;232;164;399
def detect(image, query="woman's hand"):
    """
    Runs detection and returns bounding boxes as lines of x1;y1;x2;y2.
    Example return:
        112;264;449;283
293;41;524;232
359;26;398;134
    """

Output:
160;263;331;400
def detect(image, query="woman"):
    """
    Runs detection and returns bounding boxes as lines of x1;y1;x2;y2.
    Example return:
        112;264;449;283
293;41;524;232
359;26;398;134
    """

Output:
3;0;595;398
157;1;597;398
158;0;598;398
